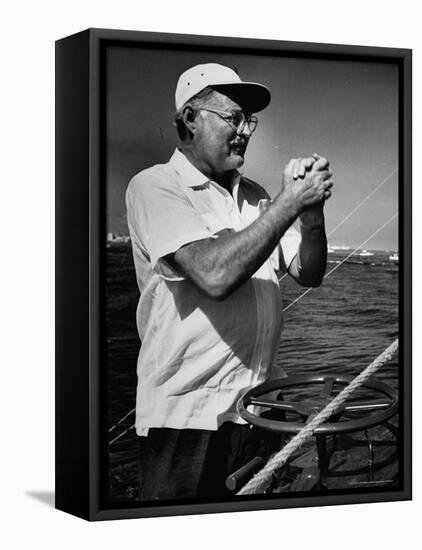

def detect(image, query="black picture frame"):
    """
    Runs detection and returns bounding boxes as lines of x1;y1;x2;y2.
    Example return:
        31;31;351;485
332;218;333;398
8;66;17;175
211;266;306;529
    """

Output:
55;28;412;521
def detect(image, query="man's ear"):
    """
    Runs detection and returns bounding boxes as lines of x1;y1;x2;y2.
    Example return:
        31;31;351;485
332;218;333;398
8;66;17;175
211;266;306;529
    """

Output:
182;105;197;135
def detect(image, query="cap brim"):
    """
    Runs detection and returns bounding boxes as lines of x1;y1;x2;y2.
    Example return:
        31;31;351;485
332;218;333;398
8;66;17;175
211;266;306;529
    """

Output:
212;82;271;114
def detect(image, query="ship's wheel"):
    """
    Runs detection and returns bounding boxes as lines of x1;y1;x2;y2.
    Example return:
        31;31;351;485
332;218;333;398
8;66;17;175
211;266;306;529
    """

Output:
227;375;399;492
237;374;398;435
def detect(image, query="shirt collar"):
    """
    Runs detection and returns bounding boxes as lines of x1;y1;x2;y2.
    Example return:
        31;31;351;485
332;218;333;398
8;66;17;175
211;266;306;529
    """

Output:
169;148;241;190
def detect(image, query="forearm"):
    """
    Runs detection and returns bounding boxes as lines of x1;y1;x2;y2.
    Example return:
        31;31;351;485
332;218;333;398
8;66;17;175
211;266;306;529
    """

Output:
168;154;333;299
170;192;299;300
289;220;327;287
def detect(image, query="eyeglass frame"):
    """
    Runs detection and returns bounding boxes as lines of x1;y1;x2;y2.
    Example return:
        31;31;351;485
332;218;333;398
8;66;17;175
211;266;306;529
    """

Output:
195;107;258;135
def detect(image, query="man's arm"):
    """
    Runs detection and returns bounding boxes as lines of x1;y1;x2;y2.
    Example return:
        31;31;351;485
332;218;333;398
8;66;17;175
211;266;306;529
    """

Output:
287;222;327;287
167;157;333;300
166;194;299;300
286;154;329;287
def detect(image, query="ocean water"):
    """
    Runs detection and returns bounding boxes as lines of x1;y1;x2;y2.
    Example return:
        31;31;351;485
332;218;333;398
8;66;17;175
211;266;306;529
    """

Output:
277;253;399;382
105;244;399;501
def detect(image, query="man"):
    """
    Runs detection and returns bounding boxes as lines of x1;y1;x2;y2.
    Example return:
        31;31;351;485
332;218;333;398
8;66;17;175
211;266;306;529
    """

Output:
126;63;333;500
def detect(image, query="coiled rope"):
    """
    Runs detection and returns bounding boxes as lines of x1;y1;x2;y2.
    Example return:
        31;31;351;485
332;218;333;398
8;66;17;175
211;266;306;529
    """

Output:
236;338;399;495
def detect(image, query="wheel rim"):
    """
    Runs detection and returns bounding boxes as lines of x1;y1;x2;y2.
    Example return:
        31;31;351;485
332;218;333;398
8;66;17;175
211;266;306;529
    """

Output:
236;375;398;435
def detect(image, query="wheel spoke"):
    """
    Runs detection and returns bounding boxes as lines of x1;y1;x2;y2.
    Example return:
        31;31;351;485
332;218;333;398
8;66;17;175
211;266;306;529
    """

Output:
343;399;391;412
249;398;298;412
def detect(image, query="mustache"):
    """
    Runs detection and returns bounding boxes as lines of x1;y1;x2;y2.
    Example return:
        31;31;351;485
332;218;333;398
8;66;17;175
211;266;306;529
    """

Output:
230;138;248;148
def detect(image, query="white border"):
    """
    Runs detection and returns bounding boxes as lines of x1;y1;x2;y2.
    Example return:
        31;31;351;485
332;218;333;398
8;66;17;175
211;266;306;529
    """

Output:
2;1;419;548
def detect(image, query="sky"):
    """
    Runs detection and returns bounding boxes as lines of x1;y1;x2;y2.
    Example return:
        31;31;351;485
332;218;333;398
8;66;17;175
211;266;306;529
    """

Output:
106;45;398;250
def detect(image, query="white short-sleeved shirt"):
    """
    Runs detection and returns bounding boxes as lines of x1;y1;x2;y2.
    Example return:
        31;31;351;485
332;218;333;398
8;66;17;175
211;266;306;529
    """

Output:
126;148;301;435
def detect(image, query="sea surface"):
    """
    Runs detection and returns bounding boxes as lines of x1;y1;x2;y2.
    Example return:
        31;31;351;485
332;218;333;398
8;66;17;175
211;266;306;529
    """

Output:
105;244;399;502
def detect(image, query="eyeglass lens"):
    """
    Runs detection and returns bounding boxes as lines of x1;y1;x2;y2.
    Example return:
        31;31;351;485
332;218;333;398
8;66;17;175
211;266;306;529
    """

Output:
231;112;258;133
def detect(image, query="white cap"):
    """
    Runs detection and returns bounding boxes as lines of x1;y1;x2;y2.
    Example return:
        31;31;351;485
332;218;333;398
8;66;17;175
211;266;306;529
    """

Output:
175;63;271;113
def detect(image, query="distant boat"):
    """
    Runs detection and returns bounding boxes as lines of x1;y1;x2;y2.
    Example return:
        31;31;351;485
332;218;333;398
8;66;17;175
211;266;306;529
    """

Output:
359;250;374;257
331;245;351;251
389;252;398;262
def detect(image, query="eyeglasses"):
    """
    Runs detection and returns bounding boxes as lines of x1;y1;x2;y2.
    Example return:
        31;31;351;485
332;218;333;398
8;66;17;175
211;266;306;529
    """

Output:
197;108;258;135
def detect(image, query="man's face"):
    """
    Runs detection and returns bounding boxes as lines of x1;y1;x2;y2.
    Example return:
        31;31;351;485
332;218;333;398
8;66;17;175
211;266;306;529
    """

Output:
192;91;253;180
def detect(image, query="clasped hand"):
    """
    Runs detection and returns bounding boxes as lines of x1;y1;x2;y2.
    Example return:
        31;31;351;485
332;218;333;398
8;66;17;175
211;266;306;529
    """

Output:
281;153;333;216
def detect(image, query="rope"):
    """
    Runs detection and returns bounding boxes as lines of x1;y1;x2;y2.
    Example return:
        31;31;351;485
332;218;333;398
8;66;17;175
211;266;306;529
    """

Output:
282;212;398;312
236;338;399;495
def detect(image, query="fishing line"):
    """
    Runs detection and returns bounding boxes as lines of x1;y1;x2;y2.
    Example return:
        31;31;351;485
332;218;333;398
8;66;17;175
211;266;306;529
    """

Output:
283;212;398;312
109;407;136;433
109;425;135;446
326;168;397;238
278;167;397;283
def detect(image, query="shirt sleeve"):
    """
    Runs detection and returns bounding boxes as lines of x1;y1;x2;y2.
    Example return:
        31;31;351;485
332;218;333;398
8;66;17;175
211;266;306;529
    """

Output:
276;224;301;273
126;170;214;280
251;194;300;273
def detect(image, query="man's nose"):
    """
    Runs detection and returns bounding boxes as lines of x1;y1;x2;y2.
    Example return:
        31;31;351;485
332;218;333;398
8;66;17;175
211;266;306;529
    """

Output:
237;122;252;137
